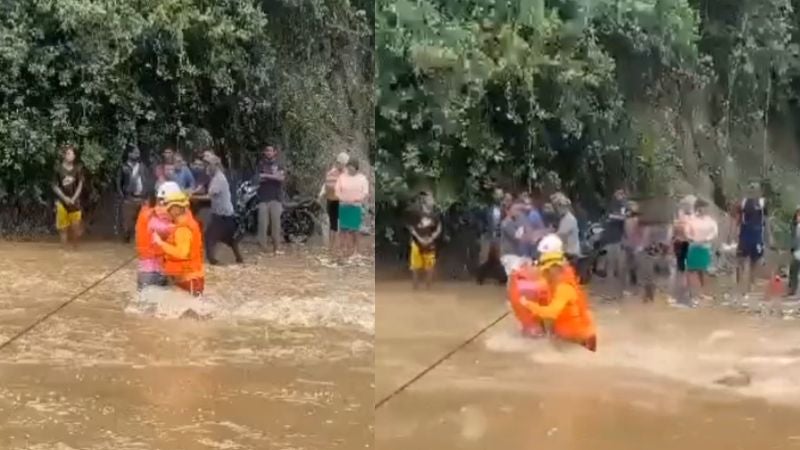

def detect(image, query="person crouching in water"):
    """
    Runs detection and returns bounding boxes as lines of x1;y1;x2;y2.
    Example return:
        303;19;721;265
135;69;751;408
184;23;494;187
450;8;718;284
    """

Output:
516;245;597;351
152;186;206;297
134;185;175;290
508;235;582;336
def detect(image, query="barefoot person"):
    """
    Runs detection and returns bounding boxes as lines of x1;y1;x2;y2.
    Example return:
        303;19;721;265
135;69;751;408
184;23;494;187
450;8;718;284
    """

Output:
519;249;597;351
334;158;369;261
735;182;772;298
152;186;205;297
407;191;442;289
52;144;85;247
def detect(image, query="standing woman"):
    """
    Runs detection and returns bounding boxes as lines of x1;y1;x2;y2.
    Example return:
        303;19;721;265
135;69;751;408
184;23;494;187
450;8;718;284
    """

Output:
334;158;369;261
319;152;349;256
52;144;85;248
685;199;718;303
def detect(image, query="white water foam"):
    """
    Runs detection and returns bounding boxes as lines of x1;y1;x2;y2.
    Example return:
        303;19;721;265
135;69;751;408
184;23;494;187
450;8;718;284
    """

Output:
126;286;374;333
484;314;800;406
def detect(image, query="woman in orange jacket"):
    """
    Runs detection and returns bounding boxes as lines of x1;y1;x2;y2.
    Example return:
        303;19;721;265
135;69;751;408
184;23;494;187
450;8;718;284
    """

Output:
152;189;205;296
519;251;597;351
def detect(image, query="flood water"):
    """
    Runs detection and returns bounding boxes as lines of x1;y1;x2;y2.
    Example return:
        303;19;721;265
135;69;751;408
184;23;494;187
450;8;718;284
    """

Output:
0;241;373;450
376;279;800;450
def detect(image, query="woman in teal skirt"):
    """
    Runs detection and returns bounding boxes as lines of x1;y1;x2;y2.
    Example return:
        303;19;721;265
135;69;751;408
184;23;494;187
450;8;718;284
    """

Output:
334;158;369;260
686;199;718;302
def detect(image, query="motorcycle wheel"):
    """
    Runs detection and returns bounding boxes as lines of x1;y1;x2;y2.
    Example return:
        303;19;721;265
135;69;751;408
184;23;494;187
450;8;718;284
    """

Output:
282;208;316;244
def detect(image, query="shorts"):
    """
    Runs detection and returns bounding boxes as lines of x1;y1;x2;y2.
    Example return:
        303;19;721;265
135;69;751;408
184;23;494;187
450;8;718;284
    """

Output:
327;200;340;232
338;203;363;232
673;240;689;272
410;241;436;271
56;202;82;231
686;243;712;272
737;235;764;262
175;277;205;297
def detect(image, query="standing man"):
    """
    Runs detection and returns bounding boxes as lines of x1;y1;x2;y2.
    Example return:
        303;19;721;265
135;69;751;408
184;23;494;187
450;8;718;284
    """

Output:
551;192;581;266
256;145;285;255
155;147;177;187
201;156;244;265
52;144;85;247
319;152;349;255
117;145;147;243
735;182;772;298
407;191;441;289
605;188;628;294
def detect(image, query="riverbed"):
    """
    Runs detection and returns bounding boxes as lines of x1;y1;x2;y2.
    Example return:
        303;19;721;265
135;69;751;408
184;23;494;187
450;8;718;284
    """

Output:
376;279;800;450
0;241;373;450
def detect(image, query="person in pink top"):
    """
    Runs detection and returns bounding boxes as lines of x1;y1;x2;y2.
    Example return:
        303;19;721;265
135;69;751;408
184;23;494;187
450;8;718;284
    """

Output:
334;158;369;260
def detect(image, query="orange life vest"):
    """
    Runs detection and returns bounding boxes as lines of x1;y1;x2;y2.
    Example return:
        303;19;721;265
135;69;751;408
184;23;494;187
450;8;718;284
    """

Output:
163;213;204;281
551;276;596;342
135;205;162;260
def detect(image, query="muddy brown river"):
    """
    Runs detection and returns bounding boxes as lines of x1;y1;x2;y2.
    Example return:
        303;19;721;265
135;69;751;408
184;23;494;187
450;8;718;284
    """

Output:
376;280;800;450
0;241;373;450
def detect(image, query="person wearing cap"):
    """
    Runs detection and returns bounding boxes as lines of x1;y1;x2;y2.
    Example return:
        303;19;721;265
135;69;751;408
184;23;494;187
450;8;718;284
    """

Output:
319;152;350;256
152;186;206;296
198;155;243;265
134;182;176;290
520;250;597;351
551;192;581;264
256;145;286;255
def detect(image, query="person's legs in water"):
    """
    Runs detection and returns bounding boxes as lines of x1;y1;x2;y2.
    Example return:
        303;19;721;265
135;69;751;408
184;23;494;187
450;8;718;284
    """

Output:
220;215;244;264
137;271;167;291
175;277;205;297
205;214;221;265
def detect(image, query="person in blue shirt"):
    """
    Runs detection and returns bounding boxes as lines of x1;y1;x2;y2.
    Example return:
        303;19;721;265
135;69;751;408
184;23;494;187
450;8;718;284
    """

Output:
173;153;196;192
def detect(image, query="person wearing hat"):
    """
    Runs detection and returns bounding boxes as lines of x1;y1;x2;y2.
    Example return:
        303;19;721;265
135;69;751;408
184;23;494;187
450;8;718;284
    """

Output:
152;185;206;296
550;192;581;264
319;152;350;256
134;181;176;290
519;249;597;351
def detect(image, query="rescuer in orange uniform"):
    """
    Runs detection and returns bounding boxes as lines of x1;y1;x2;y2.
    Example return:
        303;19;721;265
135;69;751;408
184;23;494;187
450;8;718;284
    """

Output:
152;188;206;296
520;250;597;351
134;183;176;290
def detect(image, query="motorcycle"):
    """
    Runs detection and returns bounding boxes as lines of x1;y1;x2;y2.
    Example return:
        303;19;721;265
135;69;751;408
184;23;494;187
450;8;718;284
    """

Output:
235;180;321;243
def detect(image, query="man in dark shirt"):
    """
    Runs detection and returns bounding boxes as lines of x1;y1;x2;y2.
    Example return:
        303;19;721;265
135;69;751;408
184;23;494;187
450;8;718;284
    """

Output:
116;145;148;242
256;145;285;254
408;191;442;289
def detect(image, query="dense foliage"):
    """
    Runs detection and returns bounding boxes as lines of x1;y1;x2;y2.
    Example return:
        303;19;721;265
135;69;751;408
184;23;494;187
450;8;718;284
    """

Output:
376;0;800;218
0;0;373;233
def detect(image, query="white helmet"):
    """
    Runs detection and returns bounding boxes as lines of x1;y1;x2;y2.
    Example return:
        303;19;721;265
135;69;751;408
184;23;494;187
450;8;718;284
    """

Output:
157;181;182;200
336;152;350;165
537;233;563;254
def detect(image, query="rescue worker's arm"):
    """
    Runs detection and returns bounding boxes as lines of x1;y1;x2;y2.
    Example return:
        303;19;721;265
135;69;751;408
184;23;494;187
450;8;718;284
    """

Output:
155;227;192;259
522;283;576;319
